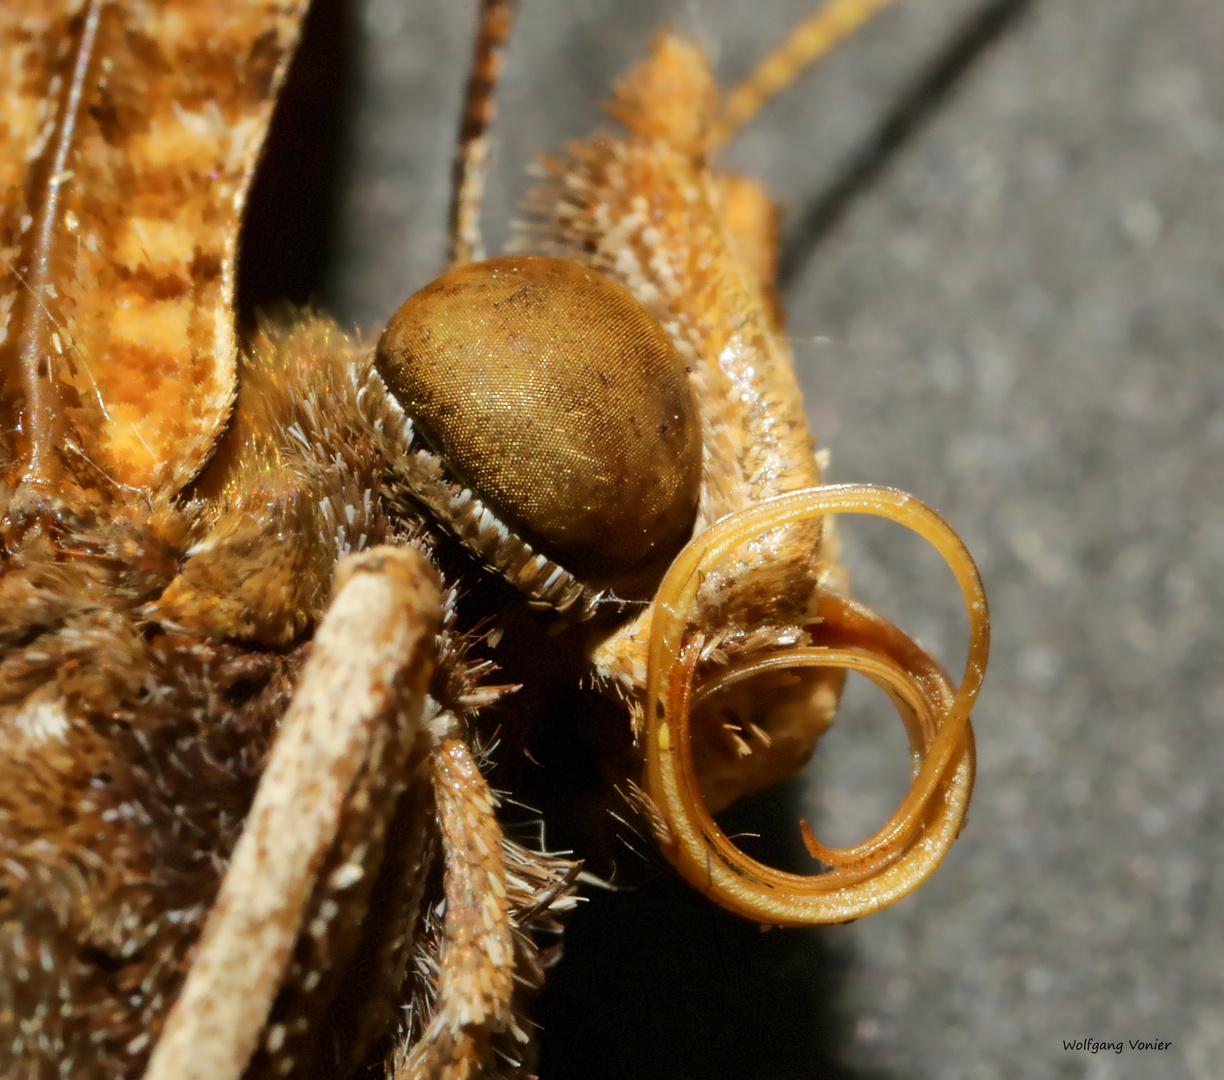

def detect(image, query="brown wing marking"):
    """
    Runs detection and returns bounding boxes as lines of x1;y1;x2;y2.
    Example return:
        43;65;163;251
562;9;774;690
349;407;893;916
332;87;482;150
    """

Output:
0;0;309;497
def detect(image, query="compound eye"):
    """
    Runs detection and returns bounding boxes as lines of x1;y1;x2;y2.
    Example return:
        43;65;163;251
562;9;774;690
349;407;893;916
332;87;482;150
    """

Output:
376;255;701;596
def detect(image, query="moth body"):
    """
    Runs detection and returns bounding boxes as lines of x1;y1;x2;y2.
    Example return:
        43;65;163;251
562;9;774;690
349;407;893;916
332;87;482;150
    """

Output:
0;1;987;1076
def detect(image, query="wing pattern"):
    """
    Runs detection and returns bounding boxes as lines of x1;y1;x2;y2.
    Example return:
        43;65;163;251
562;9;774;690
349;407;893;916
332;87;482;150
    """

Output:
0;0;308;496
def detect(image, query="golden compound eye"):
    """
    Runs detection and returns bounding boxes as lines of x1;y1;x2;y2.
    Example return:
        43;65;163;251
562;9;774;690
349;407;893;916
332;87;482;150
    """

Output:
376;255;702;597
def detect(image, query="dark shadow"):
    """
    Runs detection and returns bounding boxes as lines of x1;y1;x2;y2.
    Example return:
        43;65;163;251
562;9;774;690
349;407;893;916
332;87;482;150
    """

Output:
777;0;1034;290
235;0;354;323
534;778;894;1080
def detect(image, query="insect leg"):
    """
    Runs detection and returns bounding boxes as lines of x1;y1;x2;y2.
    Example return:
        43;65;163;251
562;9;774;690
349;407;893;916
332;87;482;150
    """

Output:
393;735;514;1080
142;545;443;1080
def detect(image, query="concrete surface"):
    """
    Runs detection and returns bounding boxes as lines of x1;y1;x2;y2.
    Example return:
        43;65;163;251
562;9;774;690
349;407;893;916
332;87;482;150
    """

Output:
319;1;1224;1076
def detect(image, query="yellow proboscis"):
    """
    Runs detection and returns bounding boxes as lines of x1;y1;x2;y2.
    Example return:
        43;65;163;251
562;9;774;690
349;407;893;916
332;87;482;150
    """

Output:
644;484;989;926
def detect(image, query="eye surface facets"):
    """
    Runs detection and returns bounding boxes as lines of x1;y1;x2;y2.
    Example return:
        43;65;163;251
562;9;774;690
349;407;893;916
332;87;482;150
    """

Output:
376;255;701;594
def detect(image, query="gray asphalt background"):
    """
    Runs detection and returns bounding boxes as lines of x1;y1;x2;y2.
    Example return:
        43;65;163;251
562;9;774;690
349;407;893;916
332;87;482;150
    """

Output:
318;1;1224;1076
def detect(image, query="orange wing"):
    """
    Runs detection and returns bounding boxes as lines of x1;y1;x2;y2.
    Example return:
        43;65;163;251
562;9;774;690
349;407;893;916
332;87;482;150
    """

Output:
0;0;308;497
